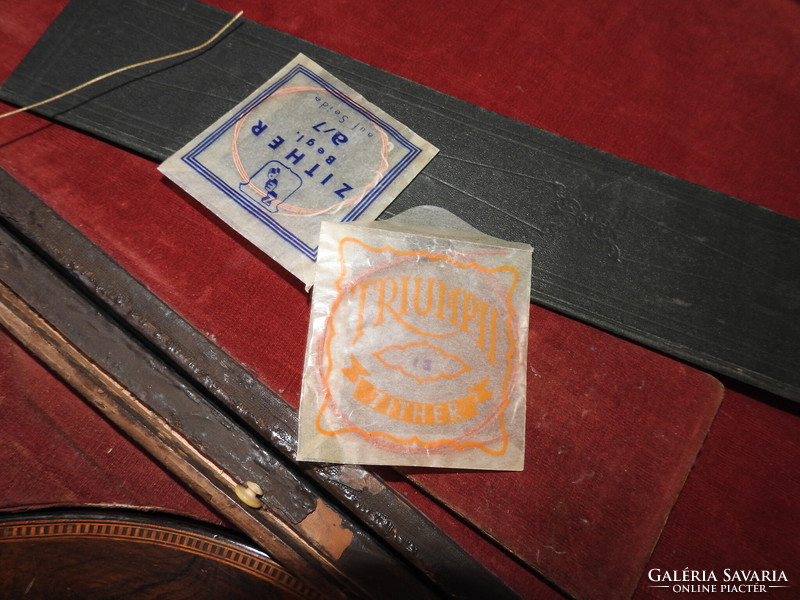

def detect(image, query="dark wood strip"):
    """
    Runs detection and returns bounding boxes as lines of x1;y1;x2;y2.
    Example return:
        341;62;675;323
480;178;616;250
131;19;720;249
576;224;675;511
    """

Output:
0;222;440;599
0;168;523;599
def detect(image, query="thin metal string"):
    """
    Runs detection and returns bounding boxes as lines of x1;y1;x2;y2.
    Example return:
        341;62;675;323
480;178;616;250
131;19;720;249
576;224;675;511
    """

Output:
0;10;244;120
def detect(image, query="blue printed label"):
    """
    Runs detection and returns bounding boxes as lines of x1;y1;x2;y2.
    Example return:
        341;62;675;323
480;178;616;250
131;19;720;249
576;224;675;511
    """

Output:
159;54;438;284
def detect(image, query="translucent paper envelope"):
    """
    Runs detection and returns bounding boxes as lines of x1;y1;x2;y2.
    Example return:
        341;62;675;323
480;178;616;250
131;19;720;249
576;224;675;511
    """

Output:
159;54;437;285
297;208;532;470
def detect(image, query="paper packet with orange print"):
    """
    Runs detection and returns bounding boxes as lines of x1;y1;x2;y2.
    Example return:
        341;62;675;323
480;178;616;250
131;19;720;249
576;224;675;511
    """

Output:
297;206;532;470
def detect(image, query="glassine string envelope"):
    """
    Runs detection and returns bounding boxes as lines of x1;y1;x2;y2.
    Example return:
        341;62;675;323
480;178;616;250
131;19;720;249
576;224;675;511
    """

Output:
159;53;438;285
298;207;532;470
159;53;533;469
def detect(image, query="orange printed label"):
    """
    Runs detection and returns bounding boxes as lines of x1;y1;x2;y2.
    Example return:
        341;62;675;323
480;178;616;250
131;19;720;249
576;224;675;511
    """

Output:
314;238;520;456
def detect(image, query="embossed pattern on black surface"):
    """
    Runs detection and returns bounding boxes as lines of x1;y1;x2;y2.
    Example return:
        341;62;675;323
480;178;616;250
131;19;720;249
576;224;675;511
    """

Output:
1;0;798;400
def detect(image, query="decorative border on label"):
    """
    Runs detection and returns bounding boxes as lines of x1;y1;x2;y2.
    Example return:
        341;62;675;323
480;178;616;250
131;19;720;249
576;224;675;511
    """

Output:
181;65;423;260
315;238;520;455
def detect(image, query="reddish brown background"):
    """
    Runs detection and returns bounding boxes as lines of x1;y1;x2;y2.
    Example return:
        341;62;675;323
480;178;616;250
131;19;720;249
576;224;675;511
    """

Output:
1;1;798;599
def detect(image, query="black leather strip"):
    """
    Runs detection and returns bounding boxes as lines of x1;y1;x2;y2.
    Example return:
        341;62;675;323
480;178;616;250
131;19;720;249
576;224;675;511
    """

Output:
1;0;798;401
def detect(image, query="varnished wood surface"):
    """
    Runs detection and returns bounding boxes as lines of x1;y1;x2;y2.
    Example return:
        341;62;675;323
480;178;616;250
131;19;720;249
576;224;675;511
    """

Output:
0;218;435;600
0;165;523;600
0;510;318;600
